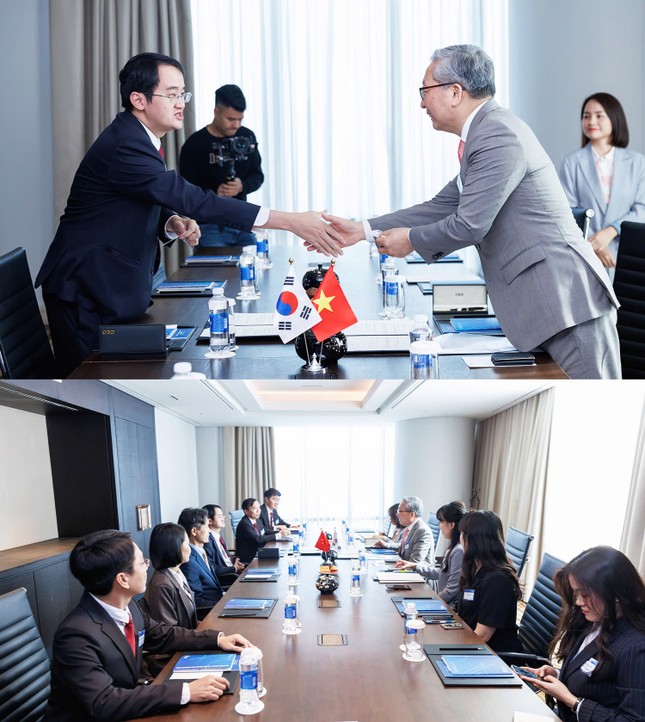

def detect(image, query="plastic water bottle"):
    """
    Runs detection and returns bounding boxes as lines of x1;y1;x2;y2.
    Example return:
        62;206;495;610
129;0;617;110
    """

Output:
288;557;299;586
255;230;270;268
292;536;300;558
347;528;354;549
282;591;300;635
403;618;425;662
377;253;390;283
384;273;405;318
349;560;363;597
410;340;440;379
239;245;258;297
208;287;229;353
400;602;417;651
235;647;264;714
227;297;237;349
358;544;367;573
249;647;266;697
409;314;433;344
170;362;206;379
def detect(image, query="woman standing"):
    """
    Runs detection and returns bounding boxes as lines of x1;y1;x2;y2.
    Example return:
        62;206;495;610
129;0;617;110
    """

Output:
395;500;467;605
520;546;645;722
455;510;522;652
559;92;645;271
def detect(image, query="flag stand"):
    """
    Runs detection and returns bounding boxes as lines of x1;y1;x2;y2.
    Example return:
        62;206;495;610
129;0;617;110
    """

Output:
300;331;327;374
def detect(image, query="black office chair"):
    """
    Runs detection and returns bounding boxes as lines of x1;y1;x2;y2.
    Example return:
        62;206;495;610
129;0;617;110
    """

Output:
505;526;534;578
0;587;51;721
0;247;58;378
571;206;595;240
614;221;645;378
426;511;440;549
498;552;566;669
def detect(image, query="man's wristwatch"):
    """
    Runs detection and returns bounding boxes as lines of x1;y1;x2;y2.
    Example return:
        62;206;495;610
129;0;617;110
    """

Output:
572;697;585;714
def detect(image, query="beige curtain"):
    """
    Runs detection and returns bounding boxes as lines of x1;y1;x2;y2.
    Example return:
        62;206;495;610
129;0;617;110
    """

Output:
49;0;195;275
472;388;555;594
221;426;275;544
620;402;645;574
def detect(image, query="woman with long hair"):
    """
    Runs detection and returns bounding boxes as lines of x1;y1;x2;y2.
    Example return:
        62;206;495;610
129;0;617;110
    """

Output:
455;509;522;652
395;500;467;604
519;546;645;721
559;92;645;271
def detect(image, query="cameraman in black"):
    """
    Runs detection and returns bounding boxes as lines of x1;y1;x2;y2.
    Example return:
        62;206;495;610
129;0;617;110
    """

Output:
180;84;264;246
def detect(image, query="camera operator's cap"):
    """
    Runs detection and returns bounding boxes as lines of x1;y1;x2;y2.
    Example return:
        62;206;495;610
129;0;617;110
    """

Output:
215;84;246;112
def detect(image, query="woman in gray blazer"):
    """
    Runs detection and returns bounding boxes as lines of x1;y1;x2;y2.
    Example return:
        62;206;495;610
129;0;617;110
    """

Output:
559;93;645;272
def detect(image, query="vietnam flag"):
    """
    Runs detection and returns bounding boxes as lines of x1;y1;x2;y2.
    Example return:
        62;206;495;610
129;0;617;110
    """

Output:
310;265;358;342
315;530;331;553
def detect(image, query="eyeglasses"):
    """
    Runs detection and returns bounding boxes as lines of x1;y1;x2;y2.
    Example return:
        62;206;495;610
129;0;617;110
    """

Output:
130;558;150;570
152;92;192;105
419;82;457;100
397;508;413;515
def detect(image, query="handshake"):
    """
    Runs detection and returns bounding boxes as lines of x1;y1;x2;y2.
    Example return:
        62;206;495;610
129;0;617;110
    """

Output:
260;210;413;259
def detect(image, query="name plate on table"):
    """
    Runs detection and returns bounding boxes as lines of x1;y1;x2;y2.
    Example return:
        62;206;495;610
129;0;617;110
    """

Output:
432;283;488;314
99;324;167;358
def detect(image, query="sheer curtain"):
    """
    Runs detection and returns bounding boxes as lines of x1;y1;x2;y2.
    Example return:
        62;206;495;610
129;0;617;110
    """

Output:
472;388;555;592
274;425;394;531
189;0;508;218
49;0;195;274
620;402;645;574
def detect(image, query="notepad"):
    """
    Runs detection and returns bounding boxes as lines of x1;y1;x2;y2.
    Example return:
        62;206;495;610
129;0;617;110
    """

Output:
184;255;240;265
155;280;220;293
449;317;502;333
439;655;514;678
171;653;239;679
377;571;425;583
224;598;272;609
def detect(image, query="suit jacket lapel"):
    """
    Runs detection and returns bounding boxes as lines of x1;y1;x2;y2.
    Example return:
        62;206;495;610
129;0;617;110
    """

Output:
604;147;625;227
162;568;195;622
560;633;599;682
580;144;607;213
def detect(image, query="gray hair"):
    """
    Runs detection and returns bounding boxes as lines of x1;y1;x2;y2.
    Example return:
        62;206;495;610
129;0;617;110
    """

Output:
401;496;424;517
431;44;495;99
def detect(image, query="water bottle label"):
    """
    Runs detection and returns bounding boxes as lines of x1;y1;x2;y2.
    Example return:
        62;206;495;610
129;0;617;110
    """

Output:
240;668;258;690
385;280;398;296
352;574;360;583
411;353;431;369
293;542;300;552
209;311;228;334
285;603;297;619
405;623;417;635
241;266;256;282
288;563;297;575
256;239;268;253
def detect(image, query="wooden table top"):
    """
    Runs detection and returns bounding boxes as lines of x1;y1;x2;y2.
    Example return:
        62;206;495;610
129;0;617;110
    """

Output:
126;546;558;722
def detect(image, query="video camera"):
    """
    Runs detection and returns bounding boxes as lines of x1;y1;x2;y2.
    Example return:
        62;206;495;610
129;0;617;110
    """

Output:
210;136;256;180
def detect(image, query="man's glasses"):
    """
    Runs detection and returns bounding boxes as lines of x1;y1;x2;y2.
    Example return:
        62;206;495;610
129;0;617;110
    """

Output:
418;82;457;100
129;558;151;570
152;92;192;105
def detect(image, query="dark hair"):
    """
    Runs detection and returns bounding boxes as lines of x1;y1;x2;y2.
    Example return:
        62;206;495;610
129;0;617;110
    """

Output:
149;523;186;570
215;84;246;112
202;504;221;521
437;500;468;550
177;507;208;536
459;510;521;599
119;52;185;111
242;497;257;511
264;488;281;499
580;92;629;148
69;530;135;596
388;503;405;530
550;546;645;675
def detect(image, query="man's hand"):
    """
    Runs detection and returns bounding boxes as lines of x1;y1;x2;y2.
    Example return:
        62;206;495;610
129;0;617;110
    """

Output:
321;213;365;247
395;560;416;570
218;633;252;652
168;215;201;246
377;227;413;257
187;674;229;702
234;558;246;573
278;527;290;538
373;539;386;549
262;210;344;257
217;179;243;197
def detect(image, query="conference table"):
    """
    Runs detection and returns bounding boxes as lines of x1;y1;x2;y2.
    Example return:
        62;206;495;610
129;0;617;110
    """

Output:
70;238;567;380
127;542;559;722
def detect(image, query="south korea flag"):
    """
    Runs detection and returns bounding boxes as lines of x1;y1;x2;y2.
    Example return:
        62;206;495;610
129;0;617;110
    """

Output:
273;263;322;343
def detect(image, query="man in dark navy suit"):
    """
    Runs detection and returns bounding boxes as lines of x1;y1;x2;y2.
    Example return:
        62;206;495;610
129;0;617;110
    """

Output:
36;52;343;376
235;497;289;564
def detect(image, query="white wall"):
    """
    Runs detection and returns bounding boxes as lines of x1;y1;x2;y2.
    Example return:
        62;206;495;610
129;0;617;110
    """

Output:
154;408;200;523
0;406;58;550
509;0;645;165
195;426;225;505
543;381;644;564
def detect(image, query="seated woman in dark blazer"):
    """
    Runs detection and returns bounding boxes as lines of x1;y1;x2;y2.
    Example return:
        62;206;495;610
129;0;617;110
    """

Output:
520;546;645;722
455;510;522;652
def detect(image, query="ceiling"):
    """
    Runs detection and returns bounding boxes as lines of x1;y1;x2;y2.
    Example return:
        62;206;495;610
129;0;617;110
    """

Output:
104;380;554;427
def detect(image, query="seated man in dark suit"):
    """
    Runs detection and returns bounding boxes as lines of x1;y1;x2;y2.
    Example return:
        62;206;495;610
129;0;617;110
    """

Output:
44;529;250;722
202;503;243;586
177;507;224;610
258;487;300;531
235;497;290;564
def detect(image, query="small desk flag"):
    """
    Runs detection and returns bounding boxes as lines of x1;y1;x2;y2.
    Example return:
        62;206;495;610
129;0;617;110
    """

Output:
273;262;321;342
310;265;358;342
315;530;331;553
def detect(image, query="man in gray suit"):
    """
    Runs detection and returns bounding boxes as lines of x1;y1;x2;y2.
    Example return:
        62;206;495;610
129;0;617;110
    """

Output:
374;496;434;565
325;44;620;379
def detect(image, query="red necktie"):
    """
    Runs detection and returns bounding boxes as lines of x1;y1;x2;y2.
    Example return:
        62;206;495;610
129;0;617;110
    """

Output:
458;139;465;163
158;145;165;161
253;522;259;534
270;510;275;527
124;613;136;656
400;528;409;551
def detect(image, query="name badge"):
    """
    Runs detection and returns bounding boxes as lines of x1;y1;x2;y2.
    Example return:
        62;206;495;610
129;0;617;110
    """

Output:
463;588;475;602
137;629;146;648
580;657;598;677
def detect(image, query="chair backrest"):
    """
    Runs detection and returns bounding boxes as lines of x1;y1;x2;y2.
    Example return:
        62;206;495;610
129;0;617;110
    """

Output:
426;511;440;548
518;552;566;658
571;206;595;241
0;247;57;379
229;509;244;534
0;587;51;721
614;221;645;378
505;526;534;578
